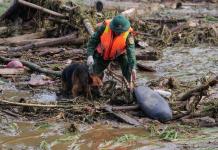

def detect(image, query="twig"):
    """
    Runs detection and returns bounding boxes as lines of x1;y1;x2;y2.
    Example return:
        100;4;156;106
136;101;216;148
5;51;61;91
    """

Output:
1;109;20;118
0;99;83;109
0;99;139;112
178;76;218;101
104;105;142;126
106;68;129;89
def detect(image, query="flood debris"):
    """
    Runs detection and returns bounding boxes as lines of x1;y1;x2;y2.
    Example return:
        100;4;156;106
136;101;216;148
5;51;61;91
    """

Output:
0;2;218;148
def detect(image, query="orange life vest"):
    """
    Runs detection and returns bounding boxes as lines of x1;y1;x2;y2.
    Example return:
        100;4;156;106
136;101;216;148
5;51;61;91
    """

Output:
96;20;133;60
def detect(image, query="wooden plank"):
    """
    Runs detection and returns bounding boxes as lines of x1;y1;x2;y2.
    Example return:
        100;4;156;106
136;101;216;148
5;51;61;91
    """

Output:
0;68;25;75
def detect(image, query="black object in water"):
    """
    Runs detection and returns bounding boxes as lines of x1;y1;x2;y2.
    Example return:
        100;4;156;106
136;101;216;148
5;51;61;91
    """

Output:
134;86;172;122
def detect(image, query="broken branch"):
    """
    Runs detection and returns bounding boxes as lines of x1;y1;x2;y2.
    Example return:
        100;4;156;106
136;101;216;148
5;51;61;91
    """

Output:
7;34;85;51
18;0;66;18
0;56;61;77
178;76;218;101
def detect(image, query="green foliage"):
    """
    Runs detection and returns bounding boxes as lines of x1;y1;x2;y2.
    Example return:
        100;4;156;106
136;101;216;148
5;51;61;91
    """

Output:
147;124;160;137
9;122;19;131
34;122;52;130
205;16;218;22
49;134;80;147
113;134;142;144
203;101;218;114
40;140;51;150
159;127;178;141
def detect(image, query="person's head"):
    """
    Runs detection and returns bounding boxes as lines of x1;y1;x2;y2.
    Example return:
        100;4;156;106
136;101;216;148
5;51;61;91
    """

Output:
110;15;130;35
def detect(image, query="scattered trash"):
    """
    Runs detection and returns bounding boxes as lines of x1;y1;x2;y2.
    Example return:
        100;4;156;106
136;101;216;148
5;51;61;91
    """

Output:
154;89;172;98
6;60;23;68
137;41;149;48
0;68;24;75
28;74;54;86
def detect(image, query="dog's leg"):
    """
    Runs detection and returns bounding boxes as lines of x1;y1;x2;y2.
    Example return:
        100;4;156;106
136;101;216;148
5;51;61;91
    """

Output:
72;84;78;98
85;86;93;101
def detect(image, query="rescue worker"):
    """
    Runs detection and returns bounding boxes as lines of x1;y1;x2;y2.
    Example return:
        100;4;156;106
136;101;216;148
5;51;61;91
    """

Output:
86;15;137;88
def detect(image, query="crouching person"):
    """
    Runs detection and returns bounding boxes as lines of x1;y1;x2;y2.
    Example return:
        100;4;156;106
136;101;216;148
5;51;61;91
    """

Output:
86;15;137;89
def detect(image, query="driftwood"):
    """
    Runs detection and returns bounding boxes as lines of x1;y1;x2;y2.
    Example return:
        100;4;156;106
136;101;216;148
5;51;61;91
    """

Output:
137;63;156;72
7;34;85;51
47;17;73;27
121;8;136;19
0;99;79;108
0;98;139;112
0;56;61;77
1;110;21;118
136;48;161;61
104;105;142;126
0;68;25;75
0;31;46;46
178;76;218;101
110;105;139;111
83;18;95;35
18;0;66;18
143;18;186;24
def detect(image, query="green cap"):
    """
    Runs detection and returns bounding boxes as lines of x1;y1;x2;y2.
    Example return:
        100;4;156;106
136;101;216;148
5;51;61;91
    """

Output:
110;15;130;34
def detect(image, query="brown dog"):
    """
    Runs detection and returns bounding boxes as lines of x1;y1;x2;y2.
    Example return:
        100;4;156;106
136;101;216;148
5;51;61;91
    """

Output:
62;63;103;99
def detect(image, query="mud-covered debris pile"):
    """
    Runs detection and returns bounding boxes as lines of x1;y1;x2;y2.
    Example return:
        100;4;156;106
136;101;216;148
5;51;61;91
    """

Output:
0;0;217;126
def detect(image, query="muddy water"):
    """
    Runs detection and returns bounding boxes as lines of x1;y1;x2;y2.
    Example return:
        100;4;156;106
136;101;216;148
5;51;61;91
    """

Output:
139;46;218;82
0;46;218;149
0;121;179;150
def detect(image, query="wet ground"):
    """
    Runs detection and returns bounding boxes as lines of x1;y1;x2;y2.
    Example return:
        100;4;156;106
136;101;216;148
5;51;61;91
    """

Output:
1;120;218;149
140;46;218;82
0;46;218;149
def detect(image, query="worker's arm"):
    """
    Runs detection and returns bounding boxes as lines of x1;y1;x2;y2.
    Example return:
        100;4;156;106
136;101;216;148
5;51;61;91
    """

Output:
126;35;137;71
87;24;105;56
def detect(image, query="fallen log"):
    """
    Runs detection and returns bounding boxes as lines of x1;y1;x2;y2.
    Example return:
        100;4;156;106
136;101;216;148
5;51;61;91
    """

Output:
83;18;95;35
121;8;136;19
0;68;25;75
137;63;156;72
104;105;142;126
18;0;66;18
143;18;186;24
178;76;218;101
0;56;61;77
7;34;85;51
0;31;46;46
136;48;162;61
37;47;64;57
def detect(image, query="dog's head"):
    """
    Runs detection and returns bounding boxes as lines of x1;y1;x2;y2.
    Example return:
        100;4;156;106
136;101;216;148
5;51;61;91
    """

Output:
89;74;103;88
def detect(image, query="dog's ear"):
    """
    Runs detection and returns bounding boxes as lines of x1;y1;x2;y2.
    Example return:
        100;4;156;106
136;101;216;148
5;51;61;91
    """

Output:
89;75;103;87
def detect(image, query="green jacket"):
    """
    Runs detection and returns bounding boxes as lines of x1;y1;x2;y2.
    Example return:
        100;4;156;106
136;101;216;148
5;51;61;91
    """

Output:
87;24;137;70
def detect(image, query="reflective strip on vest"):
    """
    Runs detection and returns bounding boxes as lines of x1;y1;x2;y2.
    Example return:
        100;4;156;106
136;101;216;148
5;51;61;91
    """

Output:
96;20;133;60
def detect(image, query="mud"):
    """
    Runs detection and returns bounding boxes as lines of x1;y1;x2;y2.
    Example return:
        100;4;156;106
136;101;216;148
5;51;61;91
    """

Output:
0;46;217;149
1;120;218;149
0;1;218;149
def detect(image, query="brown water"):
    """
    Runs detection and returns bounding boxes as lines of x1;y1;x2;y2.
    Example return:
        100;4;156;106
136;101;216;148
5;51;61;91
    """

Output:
0;46;218;149
0;121;180;150
1;120;218;150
